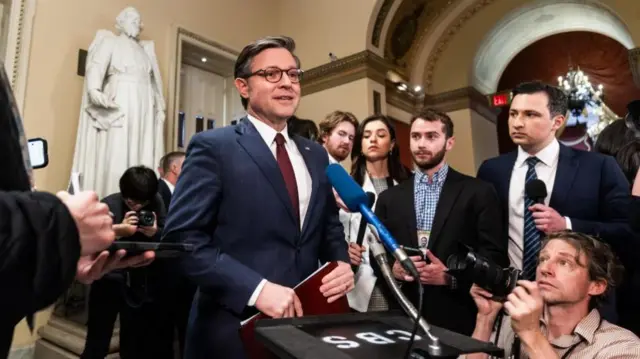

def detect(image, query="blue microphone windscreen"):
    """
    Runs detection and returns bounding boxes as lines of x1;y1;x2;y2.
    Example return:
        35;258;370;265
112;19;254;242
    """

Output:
325;163;368;212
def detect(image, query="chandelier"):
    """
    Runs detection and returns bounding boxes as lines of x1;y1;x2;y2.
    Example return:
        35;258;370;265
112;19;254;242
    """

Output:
557;68;604;119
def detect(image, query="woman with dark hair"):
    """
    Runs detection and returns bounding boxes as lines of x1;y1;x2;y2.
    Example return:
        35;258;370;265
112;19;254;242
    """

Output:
350;115;410;187
342;114;410;312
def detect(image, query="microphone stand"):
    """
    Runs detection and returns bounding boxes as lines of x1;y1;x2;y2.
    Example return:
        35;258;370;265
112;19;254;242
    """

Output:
367;226;441;353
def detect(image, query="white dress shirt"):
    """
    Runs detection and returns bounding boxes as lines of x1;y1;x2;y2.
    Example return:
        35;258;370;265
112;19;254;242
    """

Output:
246;114;313;306
162;178;175;194
507;139;571;269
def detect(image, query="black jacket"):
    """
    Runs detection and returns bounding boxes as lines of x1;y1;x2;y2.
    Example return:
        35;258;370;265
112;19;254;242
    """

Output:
0;191;80;357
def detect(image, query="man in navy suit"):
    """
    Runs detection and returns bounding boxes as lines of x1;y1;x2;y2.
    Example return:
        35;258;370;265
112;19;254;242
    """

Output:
477;81;632;320
163;36;354;359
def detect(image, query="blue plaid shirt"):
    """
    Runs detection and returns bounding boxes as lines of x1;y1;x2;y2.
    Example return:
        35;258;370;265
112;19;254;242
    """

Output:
414;164;449;231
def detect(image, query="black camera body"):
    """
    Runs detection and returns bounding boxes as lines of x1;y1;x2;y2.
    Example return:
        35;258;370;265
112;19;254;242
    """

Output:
447;248;522;299
136;210;155;227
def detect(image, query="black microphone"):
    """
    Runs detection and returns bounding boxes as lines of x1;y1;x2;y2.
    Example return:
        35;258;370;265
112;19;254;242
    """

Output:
352;192;376;273
525;179;547;204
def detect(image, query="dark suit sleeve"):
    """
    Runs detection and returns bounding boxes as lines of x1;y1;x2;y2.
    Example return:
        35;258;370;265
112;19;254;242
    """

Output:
162;135;263;315
0;191;80;315
153;194;166;241
319;178;349;264
631;196;640;232
474;183;509;268
476;160;490;181
570;156;637;266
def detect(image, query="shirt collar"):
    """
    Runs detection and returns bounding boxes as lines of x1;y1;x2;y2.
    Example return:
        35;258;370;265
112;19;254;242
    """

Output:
162;178;175;194
328;153;338;164
414;163;449;185
516;139;560;168
247;114;291;146
539;308;601;347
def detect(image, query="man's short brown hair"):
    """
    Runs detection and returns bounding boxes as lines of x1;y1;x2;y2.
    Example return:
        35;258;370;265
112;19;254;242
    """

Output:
317;110;359;144
410;108;454;138
541;231;624;309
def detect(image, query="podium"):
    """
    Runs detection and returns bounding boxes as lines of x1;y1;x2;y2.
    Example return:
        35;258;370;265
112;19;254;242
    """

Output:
253;311;504;359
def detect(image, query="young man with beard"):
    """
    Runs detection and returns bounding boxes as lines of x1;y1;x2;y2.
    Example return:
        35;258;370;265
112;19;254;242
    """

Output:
466;231;640;358
371;109;508;335
317;110;358;164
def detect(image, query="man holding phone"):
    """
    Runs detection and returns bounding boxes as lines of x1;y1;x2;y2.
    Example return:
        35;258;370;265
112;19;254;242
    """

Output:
371;109;507;335
81;166;172;359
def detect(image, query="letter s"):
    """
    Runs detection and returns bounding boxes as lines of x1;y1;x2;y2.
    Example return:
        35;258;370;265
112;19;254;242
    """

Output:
322;336;360;349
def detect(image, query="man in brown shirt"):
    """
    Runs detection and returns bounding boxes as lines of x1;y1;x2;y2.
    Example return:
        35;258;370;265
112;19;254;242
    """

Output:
466;231;639;358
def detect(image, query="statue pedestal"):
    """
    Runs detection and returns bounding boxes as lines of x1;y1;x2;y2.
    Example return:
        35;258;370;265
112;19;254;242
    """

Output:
34;315;119;359
33;281;119;359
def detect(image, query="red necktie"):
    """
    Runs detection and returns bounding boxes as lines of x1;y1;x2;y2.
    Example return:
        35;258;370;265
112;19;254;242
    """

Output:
274;133;299;222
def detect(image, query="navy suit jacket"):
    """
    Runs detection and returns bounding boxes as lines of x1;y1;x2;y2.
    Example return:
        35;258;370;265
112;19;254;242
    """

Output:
477;144;635;268
162;118;348;359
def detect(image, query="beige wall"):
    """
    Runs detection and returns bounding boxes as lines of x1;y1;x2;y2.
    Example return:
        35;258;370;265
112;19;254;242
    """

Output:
387;104;412;124
445;108;497;176
278;0;376;69
469;109;499;172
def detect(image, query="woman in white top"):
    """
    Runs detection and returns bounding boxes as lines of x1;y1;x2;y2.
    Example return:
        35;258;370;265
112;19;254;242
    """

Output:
341;115;410;312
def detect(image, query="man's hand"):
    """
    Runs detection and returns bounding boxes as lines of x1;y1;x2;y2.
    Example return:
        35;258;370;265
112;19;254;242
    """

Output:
138;212;158;237
392;256;426;281
470;284;503;319
75;249;156;284
88;89;118;108
529;204;566;233
255;281;303;318
320;261;354;303
113;223;137;238
123;211;138;226
348;243;365;266
504;281;544;339
420;250;449;286
57;191;115;255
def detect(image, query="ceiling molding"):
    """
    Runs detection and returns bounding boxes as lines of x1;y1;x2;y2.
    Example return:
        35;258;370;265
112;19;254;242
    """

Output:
301;50;389;96
371;0;395;48
387;83;499;123
425;86;499;123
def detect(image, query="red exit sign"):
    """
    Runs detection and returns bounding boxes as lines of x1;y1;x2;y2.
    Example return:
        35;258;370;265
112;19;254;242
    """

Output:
489;92;512;107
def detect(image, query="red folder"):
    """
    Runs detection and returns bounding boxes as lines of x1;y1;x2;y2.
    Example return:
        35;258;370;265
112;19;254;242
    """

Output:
239;261;351;359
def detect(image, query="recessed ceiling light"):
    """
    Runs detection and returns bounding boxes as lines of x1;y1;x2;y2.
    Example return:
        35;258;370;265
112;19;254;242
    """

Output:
201;57;207;63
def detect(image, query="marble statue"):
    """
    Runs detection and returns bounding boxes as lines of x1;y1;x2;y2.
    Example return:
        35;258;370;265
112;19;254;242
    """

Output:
72;7;165;199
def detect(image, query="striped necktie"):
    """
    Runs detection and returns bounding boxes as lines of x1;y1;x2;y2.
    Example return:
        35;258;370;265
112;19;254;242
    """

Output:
523;156;541;280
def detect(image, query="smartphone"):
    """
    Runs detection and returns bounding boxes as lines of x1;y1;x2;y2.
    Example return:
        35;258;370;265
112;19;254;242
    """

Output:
28;138;49;169
107;241;194;259
404;246;426;261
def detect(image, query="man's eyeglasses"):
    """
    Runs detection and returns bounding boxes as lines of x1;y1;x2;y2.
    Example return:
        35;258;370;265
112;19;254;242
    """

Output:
244;67;303;84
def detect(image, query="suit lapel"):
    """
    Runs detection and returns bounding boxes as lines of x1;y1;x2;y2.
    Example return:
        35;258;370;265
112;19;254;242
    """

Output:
399;180;419;246
293;135;318;235
501;152;518;205
236;118;297;224
550;145;578;209
428;170;463;250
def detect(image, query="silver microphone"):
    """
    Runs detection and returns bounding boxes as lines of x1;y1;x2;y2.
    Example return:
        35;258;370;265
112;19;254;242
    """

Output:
367;225;440;350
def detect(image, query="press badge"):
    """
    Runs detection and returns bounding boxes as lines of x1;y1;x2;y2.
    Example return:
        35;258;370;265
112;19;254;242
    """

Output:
417;230;430;255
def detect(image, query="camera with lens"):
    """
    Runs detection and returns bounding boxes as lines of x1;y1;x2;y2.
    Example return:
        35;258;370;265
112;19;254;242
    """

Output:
447;246;522;299
136;210;155;227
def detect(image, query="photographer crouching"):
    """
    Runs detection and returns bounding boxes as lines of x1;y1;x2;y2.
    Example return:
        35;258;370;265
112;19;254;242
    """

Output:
81;166;173;359
461;231;639;359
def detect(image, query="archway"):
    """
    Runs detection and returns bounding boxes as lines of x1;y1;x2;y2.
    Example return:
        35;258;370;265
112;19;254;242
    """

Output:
472;0;634;95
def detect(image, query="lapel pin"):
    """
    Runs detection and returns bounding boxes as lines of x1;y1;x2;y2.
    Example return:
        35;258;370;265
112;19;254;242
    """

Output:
305;147;310;151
